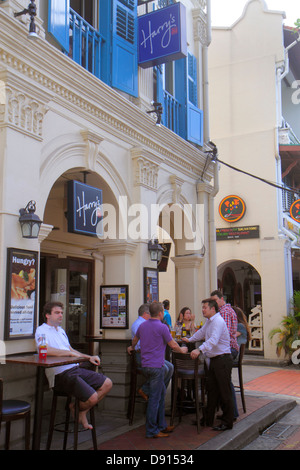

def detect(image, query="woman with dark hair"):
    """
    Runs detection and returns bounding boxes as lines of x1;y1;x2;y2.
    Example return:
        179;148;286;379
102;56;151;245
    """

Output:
175;307;195;335
232;306;252;346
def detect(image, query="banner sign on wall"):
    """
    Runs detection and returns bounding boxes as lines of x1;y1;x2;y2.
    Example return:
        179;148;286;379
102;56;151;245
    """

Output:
138;2;187;68
5;248;38;340
219;195;246;223
100;285;129;329
68;180;103;237
289;199;300;223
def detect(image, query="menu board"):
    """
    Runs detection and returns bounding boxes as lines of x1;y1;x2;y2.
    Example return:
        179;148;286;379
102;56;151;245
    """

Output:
5;248;38;340
100;285;128;329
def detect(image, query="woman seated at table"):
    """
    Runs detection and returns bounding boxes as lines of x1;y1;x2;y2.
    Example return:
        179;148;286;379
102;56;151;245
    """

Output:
175;307;196;336
232;306;252;347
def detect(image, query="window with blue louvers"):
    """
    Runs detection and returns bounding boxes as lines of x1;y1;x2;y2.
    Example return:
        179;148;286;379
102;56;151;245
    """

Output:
156;52;203;146
48;0;138;97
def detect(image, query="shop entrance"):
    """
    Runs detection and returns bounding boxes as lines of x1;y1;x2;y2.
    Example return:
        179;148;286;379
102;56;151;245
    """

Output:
40;256;94;354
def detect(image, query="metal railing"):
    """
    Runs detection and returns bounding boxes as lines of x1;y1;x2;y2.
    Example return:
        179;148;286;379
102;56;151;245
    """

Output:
163;90;181;134
68;8;105;79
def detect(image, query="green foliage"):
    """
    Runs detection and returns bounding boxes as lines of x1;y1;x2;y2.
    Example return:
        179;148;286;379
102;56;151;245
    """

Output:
269;291;300;359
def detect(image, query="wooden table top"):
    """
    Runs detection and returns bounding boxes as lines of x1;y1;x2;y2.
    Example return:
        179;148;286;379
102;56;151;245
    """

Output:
5;354;88;368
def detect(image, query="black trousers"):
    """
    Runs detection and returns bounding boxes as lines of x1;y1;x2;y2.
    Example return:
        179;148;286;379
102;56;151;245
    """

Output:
206;354;234;428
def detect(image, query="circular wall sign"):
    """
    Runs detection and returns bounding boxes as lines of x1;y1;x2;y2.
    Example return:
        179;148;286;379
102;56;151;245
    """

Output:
290;199;300;222
219;195;246;223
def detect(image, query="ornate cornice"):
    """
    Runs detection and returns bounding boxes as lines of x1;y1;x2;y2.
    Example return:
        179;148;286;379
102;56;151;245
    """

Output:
0;80;49;140
192;5;209;46
0;10;213;181
131;147;164;191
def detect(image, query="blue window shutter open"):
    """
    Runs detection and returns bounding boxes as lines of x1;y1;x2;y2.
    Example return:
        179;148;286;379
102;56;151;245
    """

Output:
111;0;138;97
186;52;203;146
48;0;70;53
187;104;203;146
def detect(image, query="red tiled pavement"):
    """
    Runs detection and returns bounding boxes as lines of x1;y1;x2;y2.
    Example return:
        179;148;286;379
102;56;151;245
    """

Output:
97;395;271;450
244;369;300;397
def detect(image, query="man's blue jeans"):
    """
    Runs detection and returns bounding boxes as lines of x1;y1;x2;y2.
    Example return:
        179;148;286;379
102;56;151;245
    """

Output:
141;366;167;437
136;352;173;395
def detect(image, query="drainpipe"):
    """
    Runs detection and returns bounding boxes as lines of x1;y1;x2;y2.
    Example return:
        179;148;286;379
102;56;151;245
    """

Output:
200;0;219;290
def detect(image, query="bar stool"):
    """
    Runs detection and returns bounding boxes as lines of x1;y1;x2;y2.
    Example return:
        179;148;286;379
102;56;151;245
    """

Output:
46;389;97;450
233;343;246;412
170;353;206;433
127;350;147;425
0;378;31;450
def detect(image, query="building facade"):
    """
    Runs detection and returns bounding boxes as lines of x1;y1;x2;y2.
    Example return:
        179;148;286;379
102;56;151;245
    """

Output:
209;0;300;359
0;0;216;442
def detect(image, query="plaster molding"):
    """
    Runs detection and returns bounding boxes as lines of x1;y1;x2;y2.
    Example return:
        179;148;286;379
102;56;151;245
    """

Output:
0;83;49;140
170;175;185;203
171;254;204;269
0;10;212;182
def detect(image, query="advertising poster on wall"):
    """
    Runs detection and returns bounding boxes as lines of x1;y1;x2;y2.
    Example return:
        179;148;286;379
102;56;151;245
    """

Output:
144;268;159;303
5;248;38;340
100;285;129;329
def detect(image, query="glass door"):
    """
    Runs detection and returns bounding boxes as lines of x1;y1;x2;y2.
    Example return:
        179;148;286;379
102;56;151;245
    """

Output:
43;257;93;354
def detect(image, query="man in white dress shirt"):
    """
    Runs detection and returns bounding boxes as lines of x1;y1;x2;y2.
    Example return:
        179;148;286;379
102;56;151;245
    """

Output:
182;298;234;431
35;301;112;430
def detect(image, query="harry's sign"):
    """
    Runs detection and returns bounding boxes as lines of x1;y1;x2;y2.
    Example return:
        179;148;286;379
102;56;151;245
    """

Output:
138;3;187;68
68;180;103;237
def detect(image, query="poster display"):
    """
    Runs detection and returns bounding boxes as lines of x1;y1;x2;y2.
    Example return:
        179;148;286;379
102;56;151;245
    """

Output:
100;285;129;329
5;248;38;340
144;268;159;303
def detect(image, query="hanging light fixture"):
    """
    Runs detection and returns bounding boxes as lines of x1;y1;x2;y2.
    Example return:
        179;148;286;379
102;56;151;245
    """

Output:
19;201;42;239
148;238;163;262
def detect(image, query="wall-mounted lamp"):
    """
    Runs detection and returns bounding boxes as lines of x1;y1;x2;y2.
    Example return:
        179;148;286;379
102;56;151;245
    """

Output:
206;141;218;163
148;238;163;262
147;101;163;126
14;0;38;40
19;201;42;239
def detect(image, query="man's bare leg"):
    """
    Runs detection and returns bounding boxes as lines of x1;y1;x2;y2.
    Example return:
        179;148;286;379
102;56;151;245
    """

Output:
70;378;113;429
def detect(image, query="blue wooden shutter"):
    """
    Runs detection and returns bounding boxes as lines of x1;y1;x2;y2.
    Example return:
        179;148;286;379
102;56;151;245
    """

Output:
186;53;203;146
111;0;138;97
175;57;187;139
48;0;70;53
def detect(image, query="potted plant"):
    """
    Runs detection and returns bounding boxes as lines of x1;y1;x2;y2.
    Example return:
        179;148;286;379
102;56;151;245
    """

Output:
269;291;300;360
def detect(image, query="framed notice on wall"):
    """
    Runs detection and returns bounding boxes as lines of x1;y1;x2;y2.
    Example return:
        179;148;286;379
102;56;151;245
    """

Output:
144;268;159;303
100;285;129;329
5;248;38;340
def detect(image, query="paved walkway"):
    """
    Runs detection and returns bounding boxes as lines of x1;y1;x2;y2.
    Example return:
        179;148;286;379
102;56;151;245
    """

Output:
95;365;300;451
36;363;300;451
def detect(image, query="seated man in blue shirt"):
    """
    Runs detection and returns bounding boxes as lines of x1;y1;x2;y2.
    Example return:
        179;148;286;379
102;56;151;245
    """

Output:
131;303;174;401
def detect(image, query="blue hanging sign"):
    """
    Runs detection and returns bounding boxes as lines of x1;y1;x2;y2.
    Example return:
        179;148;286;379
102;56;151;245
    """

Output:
67;180;103;237
138;2;187;69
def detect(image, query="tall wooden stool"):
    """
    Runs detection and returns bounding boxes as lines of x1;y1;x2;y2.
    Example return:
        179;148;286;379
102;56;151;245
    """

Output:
46;389;97;450
127;350;147;425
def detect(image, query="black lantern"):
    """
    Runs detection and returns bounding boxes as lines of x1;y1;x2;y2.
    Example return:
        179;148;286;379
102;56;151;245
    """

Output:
14;0;38;40
19;201;42;239
148;238;163;262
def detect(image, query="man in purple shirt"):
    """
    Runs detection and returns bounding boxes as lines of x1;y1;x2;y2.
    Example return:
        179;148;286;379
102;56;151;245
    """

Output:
128;302;187;438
